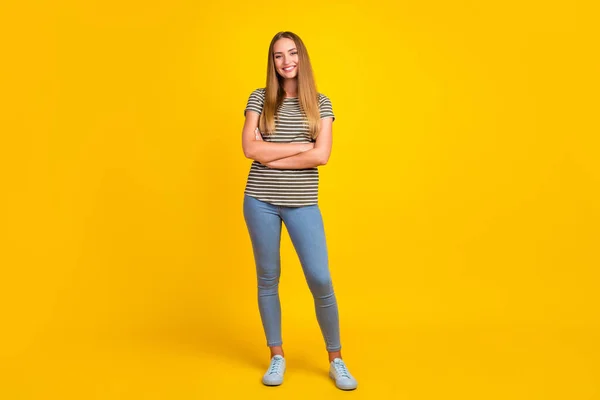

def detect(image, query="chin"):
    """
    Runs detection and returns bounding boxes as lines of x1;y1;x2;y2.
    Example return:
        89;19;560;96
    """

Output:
279;70;298;79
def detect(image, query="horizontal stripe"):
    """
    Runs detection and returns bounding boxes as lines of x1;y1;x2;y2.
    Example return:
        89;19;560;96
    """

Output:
248;171;318;176
245;195;318;202
247;174;317;179
247;180;318;185
247;171;318;176
245;186;318;191
262;139;311;143
247;187;317;191
245;192;318;199
246;176;318;181
246;200;317;207
250;167;317;173
248;168;318;174
247;174;318;179
247;198;318;203
249;168;319;179
250;167;317;174
248;171;317;175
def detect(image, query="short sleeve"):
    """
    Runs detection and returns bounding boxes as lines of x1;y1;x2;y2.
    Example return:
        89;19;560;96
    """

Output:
318;94;335;122
244;88;265;116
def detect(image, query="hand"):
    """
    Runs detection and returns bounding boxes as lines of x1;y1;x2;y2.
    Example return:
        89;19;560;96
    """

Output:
254;127;263;141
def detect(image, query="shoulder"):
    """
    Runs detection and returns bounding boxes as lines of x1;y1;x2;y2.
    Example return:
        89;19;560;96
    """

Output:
250;87;266;98
244;88;266;116
317;93;334;110
317;92;335;120
317;92;331;103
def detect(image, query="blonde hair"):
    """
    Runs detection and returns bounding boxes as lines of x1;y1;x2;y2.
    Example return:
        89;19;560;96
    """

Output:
259;31;321;139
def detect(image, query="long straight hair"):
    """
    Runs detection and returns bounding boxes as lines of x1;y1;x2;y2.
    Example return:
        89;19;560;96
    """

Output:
259;31;321;139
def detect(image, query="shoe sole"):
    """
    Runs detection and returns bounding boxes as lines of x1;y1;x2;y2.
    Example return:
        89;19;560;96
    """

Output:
262;380;283;386
329;371;357;390
262;375;284;386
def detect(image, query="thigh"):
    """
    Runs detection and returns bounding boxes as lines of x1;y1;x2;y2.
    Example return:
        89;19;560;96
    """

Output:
243;195;282;270
281;205;330;283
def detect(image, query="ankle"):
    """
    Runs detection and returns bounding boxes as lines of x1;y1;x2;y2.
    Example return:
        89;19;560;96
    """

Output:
270;346;284;358
328;350;342;362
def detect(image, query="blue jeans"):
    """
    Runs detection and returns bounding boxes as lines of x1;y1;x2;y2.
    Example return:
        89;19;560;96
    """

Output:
243;194;342;352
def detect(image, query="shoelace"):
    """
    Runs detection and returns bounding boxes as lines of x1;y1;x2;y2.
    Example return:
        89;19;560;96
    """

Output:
334;361;351;378
268;357;283;375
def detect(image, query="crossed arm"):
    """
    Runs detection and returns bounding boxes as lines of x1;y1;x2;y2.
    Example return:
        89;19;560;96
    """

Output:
241;111;333;169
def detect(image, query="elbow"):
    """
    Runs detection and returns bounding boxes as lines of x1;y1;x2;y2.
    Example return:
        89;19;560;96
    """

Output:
314;146;331;166
242;144;254;160
319;153;331;166
243;148;265;164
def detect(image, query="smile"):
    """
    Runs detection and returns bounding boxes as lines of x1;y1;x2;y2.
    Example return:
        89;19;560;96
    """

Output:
282;65;296;72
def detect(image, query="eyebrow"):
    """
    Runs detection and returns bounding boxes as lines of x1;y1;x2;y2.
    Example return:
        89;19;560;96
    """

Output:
273;48;297;55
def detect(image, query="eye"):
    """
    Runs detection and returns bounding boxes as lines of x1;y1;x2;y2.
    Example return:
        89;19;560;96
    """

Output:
291;51;298;55
275;55;281;59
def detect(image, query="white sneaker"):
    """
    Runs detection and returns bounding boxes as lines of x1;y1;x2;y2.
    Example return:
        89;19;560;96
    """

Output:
329;358;358;390
262;355;286;386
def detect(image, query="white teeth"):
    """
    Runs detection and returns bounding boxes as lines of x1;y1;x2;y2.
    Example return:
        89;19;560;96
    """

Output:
283;66;295;71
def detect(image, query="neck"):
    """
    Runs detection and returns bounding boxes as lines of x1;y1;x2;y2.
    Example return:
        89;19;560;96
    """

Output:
282;78;298;98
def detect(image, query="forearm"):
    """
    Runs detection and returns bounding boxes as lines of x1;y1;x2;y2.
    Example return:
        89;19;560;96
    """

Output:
266;148;328;169
244;141;310;164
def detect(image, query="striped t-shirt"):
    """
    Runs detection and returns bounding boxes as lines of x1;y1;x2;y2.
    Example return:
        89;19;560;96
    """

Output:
243;88;335;207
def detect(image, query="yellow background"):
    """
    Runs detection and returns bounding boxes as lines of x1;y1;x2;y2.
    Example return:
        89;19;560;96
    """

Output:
1;0;598;398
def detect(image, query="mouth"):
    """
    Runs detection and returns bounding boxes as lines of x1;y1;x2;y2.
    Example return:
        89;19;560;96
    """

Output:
282;65;296;73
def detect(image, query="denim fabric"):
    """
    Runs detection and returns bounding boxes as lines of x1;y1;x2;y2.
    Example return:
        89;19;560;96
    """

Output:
243;194;341;352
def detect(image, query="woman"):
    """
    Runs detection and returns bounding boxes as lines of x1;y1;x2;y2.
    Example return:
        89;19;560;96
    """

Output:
241;31;358;391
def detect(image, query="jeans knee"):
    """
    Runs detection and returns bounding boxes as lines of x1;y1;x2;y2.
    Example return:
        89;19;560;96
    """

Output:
310;278;334;300
258;273;280;296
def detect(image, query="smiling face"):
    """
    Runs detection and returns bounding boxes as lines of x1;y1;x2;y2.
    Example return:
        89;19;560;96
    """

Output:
273;37;299;79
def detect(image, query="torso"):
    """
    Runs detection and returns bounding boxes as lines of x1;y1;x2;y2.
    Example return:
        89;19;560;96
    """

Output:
245;96;319;207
